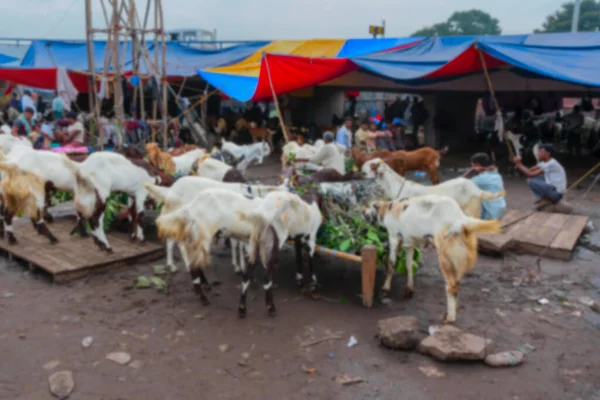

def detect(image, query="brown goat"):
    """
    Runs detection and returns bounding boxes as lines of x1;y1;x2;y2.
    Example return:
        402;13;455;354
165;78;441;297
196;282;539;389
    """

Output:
391;146;448;184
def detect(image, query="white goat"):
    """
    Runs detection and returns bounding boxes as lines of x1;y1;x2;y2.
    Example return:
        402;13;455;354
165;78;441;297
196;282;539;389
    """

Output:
238;190;323;292
0;147;87;244
63;152;163;253
194;154;246;182
144;176;286;274
0;134;33;154
363;195;501;323
155;189;280;317
173;149;206;175
362;158;506;218
221;139;271;171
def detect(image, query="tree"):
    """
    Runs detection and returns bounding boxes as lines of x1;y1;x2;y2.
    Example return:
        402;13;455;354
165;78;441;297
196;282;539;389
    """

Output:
411;9;502;37
536;0;600;33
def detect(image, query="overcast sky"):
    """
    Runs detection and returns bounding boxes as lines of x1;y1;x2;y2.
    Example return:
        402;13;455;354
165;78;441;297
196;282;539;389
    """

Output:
1;0;568;41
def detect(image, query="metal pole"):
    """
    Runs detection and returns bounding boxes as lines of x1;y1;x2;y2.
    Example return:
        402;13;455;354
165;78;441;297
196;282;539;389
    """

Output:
571;0;582;32
382;19;386;38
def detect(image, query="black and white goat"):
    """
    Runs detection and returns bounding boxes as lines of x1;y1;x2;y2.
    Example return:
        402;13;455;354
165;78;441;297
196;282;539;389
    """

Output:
155;189;280;317
63;152;164;253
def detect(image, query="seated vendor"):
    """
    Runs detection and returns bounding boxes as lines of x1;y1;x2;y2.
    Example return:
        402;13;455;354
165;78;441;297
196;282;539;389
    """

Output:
11;107;37;138
463;152;506;220
291;131;345;175
36;114;56;149
514;144;567;207
55;112;86;147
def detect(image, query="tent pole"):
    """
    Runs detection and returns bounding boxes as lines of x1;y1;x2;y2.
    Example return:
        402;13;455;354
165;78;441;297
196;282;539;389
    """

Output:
152;0;159;142
476;45;515;160
264;54;289;144
85;0;103;150
110;0;126;150
158;0;169;149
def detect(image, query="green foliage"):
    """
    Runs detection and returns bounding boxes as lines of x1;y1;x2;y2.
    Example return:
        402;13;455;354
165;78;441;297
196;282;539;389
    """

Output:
412;9;502;36
316;212;421;275
51;191;73;206
344;157;357;174
103;193;129;231
535;0;600;33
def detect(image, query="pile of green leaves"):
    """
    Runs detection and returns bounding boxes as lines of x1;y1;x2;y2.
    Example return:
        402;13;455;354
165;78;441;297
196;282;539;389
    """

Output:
316;209;422;274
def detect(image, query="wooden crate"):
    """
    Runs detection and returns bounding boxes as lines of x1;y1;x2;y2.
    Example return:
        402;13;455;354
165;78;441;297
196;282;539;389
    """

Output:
478;210;588;260
0;218;164;283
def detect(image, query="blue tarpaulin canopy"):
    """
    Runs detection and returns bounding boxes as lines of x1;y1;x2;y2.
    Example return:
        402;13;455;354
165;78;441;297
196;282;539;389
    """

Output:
18;40;268;75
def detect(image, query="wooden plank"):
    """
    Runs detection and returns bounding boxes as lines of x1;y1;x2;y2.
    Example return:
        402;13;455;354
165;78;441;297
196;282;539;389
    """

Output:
500;209;536;229
478;232;514;253
550;214;588;251
0;217;164;283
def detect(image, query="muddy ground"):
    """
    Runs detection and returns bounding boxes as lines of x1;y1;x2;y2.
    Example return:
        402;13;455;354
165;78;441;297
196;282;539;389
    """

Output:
1;154;600;400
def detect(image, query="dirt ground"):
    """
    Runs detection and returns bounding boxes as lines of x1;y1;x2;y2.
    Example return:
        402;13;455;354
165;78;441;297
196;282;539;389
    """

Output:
1;154;600;400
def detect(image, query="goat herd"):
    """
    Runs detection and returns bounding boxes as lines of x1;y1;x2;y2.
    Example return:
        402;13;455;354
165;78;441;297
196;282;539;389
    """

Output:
0;135;505;324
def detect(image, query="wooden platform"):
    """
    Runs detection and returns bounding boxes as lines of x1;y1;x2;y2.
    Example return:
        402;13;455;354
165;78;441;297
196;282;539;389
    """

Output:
0;218;164;283
478;209;589;260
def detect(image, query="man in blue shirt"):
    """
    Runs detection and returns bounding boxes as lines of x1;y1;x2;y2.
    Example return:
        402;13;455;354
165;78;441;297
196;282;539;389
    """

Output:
463;152;506;220
336;117;353;150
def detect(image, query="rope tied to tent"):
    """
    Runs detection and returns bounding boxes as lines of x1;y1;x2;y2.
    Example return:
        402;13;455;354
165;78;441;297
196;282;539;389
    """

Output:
475;42;515;160
263;52;290;144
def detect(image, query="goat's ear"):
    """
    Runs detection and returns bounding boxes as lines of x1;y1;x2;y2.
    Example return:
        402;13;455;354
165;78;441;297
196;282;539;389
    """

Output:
370;162;378;172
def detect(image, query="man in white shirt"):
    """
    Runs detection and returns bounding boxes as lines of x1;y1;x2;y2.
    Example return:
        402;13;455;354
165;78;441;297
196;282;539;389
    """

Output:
56;112;86;146
514;144;567;206
20;90;37;120
293;131;345;175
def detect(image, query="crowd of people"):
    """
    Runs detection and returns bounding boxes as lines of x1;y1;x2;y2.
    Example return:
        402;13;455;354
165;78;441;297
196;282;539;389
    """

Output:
2;90;86;149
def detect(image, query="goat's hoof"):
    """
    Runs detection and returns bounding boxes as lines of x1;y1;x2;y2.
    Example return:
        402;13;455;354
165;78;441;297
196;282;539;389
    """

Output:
267;307;277;318
44;213;54;223
380;289;390;298
238;307;247;318
79;232;89;238
443;314;455;325
49;238;59;245
8;235;17;245
203;284;212;292
199;296;210;306
105;248;114;255
404;288;414;299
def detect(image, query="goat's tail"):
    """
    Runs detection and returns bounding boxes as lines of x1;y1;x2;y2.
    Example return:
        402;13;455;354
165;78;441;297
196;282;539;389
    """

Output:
236;210;270;265
61;157;93;191
144;182;175;207
193;153;211;174
463;218;502;235
156;207;209;266
0;162;19;176
479;190;506;201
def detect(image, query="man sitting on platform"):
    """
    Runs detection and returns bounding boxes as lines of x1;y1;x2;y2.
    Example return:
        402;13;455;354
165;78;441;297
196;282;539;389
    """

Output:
291;131;345;175
513;144;567;208
55;112;86;147
463;152;506;220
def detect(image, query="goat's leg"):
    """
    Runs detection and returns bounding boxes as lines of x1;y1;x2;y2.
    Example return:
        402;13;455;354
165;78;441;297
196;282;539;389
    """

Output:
128;198;138;241
238;260;254;318
90;211;113;253
404;246;415;299
264;262;277;317
0;200;5;237
190;265;210;306
382;234;401;297
43;183;55;223
4;207;17;245
166;239;178;273
177;242;190;273
74;213;89;237
294;237;304;288
32;210;58;244
231;239;242;275
427;165;440;185
238;242;248;276
437;250;460;324
305;245;319;299
134;192;146;242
